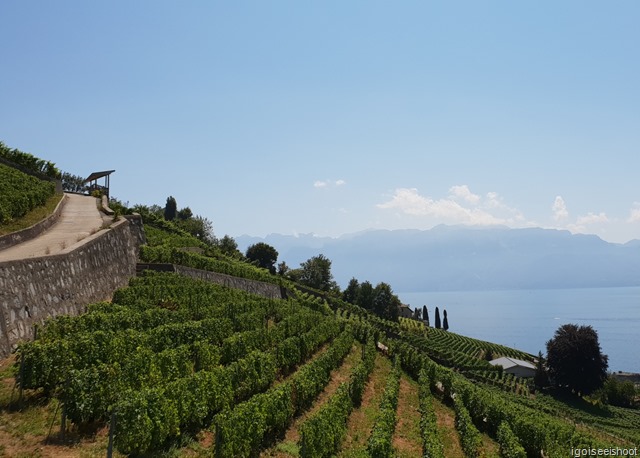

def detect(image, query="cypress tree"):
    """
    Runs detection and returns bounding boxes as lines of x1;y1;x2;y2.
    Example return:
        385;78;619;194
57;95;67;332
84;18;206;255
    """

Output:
423;306;429;327
164;196;177;221
443;309;449;331
435;307;441;329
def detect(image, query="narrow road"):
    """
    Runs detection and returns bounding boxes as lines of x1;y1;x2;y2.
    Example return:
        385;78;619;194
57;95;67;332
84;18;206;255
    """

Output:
0;194;104;262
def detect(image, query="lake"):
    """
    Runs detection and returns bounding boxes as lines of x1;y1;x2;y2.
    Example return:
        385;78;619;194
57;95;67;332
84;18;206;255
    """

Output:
398;286;640;373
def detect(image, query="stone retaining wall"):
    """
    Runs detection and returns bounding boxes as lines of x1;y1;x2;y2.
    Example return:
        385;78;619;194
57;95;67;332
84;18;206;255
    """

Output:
137;263;283;299
0;215;144;356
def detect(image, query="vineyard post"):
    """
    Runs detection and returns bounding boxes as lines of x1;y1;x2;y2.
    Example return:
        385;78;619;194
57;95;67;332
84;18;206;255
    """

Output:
60;405;66;441
106;410;116;458
18;355;25;406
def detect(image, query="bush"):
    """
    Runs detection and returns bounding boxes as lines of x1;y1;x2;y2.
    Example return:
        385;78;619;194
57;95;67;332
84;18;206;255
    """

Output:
598;376;637;408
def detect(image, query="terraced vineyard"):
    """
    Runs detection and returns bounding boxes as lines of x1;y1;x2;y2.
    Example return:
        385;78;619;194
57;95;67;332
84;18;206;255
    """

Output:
3;267;637;457
1;197;638;457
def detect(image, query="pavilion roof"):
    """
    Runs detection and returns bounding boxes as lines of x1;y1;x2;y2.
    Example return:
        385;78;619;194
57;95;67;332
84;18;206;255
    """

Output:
84;170;115;183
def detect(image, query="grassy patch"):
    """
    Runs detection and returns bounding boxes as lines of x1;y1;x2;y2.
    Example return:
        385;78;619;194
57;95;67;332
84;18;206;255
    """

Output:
432;396;465;458
0;193;63;236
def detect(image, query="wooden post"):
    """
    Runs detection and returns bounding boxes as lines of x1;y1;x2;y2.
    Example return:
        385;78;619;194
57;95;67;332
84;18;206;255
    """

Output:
106;410;116;458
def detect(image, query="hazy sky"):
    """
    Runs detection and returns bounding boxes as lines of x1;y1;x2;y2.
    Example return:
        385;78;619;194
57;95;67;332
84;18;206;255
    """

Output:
2;1;639;243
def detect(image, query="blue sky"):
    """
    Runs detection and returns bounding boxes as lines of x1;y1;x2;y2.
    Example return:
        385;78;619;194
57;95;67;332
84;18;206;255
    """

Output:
2;1;639;243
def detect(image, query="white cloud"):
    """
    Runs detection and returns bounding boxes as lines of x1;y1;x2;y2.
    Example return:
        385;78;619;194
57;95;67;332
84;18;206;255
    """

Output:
628;204;640;223
552;196;569;221
377;187;517;226
314;179;346;188
576;212;609;226
566;212;609;234
449;185;480;204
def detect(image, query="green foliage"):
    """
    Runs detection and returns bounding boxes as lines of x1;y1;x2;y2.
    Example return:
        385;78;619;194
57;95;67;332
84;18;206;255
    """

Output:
177;206;193;220
164;196;177;221
298;254;337;291
342;277;360;304
140;245;281;285
0;140;61;178
366;362;401;458
217;234;242;258
357;280;375;311
246;242;279;273
298;335;376;458
300;384;352;458
61;171;87;193
546;324;609;396
418;369;445;458
453;395;482;457
373;282;400;321
598;376;637;408
496;421;526;458
0;163;56;223
214;329;353;457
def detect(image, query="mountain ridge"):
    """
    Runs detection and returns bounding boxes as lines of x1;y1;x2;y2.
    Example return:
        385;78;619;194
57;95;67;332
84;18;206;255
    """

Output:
237;226;640;291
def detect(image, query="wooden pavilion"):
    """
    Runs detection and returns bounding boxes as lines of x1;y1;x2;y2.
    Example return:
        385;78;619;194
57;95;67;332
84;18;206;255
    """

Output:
84;170;115;198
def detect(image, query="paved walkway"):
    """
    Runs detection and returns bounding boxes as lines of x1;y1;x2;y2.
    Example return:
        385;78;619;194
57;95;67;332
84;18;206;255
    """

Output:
0;193;104;262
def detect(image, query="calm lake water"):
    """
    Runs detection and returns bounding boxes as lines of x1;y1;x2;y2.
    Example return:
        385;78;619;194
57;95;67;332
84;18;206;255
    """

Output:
399;287;640;373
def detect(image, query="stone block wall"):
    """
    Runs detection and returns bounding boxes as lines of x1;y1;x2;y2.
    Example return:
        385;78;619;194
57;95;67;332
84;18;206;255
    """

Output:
137;263;283;300
0;215;144;356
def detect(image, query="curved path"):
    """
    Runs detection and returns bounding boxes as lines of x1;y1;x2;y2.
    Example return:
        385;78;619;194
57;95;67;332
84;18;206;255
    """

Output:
0;193;104;262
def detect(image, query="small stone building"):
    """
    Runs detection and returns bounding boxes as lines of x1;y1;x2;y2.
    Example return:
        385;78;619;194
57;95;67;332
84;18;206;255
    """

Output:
398;303;414;318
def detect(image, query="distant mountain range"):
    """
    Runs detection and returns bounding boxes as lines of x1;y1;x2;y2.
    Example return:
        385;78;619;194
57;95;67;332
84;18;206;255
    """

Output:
236;226;640;291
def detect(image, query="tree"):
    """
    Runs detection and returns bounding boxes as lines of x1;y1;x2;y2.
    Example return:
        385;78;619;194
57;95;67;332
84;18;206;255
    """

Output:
177;206;193;220
246;242;278;274
435;307;441;329
533;351;549;389
546;324;609;396
414;307;422;320
357;281;374;311
61;172;86;193
299;254;337;291
179;215;215;245
164;196;177;221
277;261;289;276
372;282;400;321
342;278;360;304
443;309;449;331
599;376;637;408
217;235;241;258
423;306;429;327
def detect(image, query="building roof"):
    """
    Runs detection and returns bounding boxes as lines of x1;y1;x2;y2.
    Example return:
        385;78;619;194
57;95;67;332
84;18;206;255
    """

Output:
489;357;536;371
84;170;115;183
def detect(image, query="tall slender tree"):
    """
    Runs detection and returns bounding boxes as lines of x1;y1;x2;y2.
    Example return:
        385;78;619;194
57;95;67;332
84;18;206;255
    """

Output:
164;196;177;221
423;306;429;327
443;309;449;331
435;307;441;329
